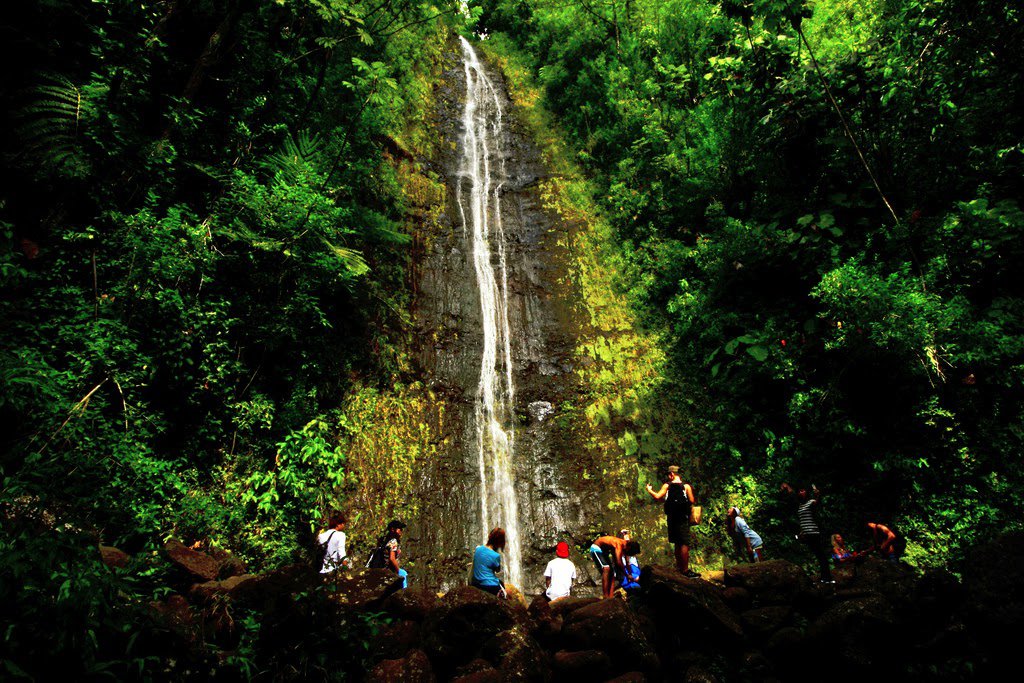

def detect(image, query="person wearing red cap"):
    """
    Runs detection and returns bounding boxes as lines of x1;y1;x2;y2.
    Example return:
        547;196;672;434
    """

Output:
544;541;577;601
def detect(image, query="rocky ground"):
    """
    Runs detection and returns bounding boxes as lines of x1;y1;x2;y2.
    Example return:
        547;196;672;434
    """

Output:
128;532;1024;681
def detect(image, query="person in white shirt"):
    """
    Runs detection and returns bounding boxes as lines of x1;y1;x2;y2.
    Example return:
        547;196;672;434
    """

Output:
318;513;348;573
544;541;577;601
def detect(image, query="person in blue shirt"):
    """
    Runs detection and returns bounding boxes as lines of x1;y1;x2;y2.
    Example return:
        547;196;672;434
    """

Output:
727;506;764;562
471;527;507;598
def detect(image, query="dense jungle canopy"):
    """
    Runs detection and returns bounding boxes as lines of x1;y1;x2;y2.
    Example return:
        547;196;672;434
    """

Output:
1;0;1022;679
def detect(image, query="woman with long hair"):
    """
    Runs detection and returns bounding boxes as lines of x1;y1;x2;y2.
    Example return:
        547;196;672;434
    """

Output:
471;527;507;598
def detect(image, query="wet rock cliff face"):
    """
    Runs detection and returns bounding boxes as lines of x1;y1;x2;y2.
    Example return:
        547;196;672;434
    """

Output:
407;42;601;594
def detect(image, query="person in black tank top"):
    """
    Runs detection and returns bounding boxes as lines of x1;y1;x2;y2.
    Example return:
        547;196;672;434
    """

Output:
647;465;700;578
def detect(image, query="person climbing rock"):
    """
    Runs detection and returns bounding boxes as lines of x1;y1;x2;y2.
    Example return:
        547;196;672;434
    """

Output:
318;512;348;574
543;541;577;601
830;533;858;564
618;528;642;593
367;519;408;589
866;522;900;561
471;527;507;598
727;506;764;562
646;465;699;578
589;535;641;598
781;483;833;583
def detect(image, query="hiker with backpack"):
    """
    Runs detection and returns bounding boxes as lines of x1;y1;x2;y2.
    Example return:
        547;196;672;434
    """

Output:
646;465;700;578
589;535;641;598
471;527;507;598
318;512;348;574
780;483;834;583
726;506;764;562
366;519;408;589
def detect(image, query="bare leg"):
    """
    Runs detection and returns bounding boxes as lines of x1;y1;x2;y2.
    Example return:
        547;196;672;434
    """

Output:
675;543;690;573
602;567;613;598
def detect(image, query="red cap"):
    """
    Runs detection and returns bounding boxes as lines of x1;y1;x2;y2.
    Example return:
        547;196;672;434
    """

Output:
555;541;570;558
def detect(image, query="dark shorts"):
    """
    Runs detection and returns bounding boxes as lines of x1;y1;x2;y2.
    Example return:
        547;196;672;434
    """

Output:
589;545;613;572
667;514;690;546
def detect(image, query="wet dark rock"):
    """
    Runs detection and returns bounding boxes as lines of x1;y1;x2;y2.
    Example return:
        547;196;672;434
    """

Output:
150;594;198;643
961;531;1024;674
741;606;793;640
327;569;404;609
642;565;744;641
724;560;811;606
481;625;548;681
98;544;130;569
454;657;497;678
721;586;752;612
242;562;319;602
384;588;439;622
553;649;611;678
561;598;659;676
844;556;917;608
763;626;804;662
806;595;898;670
373;619;421;661
188;574;258;604
165;539;220;581
605;673;646;683
367;648;435;683
548;596;599;618
684;665;719;683
451;671;503;683
527;594;562;644
422;586;518;672
206;548;248;579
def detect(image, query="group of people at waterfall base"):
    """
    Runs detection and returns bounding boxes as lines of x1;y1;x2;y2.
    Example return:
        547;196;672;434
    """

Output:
317;465;904;596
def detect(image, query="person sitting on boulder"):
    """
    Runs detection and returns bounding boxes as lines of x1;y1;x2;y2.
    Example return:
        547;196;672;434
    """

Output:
318;512;348;574
780;483;834;584
830;533;858;564
646;465;700;578
865;522;900;561
471;527;507;598
727;506;764;562
589;535;640;598
618;529;642;595
366;519;408;589
544;541;577;601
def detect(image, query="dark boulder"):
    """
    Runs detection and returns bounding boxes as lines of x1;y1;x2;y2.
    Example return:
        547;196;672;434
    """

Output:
721;587;751;612
384;588;439;622
553;649;611;678
165;539;220;581
844;556;917;609
961;531;1024;675
188;574;258;604
328;569;404;609
421;586;518;672
98;544;130;569
724;560;810;606
548;596;599;619
481;625;549;681
641;565;744;642
367;648;435;683
806;594;899;671
527;594;562;644
372;619;421;661
242;563;319;603
741;606;793;640
605;673;646;683
561;598;659;676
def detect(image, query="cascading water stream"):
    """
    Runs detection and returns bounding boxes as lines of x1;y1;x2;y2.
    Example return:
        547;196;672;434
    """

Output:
456;36;522;588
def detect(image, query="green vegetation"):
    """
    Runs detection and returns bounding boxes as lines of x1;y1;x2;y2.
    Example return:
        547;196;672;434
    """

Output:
2;0;1022;676
475;0;1024;566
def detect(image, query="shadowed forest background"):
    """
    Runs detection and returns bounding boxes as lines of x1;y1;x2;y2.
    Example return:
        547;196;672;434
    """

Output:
1;0;1022;679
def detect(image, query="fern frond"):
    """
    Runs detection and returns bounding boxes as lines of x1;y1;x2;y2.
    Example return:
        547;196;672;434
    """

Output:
17;74;88;173
261;131;325;182
322;238;370;277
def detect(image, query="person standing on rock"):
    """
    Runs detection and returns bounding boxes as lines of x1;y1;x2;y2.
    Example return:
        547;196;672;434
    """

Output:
589;535;641;598
318;512;348;574
781;483;834;583
544;541;577;601
367;519;408;589
646;465;700;578
471;527;507;598
727;506;764;562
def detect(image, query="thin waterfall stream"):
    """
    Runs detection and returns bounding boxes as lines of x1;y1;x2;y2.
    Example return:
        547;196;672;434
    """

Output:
457;36;522;587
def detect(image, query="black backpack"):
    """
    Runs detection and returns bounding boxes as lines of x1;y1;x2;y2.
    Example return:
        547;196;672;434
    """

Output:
665;481;692;516
316;530;337;567
365;534;389;569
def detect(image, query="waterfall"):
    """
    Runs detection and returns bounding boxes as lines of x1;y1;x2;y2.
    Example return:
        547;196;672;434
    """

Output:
457;36;522;588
